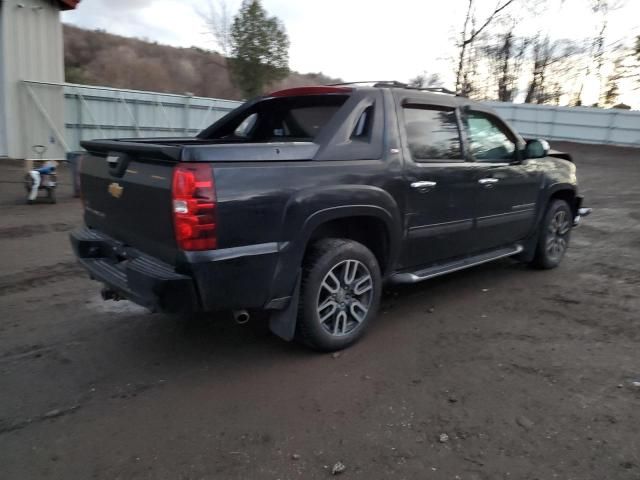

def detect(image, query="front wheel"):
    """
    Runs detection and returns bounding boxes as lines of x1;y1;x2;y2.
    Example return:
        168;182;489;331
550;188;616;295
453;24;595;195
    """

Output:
531;199;572;269
296;238;382;351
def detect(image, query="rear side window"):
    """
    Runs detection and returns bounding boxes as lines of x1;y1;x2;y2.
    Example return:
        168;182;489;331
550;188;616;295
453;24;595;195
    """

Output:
403;106;462;162
204;95;348;142
234;113;258;137
351;106;374;140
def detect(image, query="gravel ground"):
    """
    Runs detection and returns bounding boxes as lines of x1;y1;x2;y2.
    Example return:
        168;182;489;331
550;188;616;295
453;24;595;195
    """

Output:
0;142;639;480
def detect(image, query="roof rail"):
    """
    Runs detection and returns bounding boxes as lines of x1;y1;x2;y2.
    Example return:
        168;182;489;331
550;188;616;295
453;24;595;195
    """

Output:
327;81;408;87
407;86;457;95
327;81;457;95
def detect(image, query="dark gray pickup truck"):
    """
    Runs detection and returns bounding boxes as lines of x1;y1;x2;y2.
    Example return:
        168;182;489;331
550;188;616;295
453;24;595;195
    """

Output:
71;82;590;351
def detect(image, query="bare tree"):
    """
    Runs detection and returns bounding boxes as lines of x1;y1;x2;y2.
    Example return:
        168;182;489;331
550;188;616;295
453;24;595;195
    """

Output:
603;54;625;106
572;0;626;106
454;0;517;94
460;20;483;98
606;36;640;93
409;72;442;88
200;0;233;58
635;35;640;89
524;36;582;104
481;24;529;101
495;30;515;100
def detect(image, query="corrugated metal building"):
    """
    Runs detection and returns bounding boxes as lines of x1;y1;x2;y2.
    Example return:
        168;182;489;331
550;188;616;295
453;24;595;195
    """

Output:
0;0;78;159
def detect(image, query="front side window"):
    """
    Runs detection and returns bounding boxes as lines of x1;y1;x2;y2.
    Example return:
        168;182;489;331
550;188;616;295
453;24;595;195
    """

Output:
465;111;516;162
403;106;462;161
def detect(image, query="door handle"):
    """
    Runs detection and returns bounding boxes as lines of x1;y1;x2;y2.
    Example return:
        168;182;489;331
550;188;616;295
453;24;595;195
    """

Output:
478;178;499;185
411;181;437;189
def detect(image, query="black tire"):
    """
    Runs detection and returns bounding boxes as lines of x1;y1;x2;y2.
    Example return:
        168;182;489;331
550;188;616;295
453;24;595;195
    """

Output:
47;188;57;204
531;199;572;269
296;238;382;351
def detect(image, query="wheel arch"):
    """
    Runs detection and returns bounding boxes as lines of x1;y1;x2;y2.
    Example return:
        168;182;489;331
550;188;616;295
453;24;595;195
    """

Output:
304;212;393;275
270;190;402;304
520;184;577;262
297;205;401;276
267;204;400;342
545;184;577;217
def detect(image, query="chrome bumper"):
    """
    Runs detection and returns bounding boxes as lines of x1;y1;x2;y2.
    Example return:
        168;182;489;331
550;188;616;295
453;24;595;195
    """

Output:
573;207;592;227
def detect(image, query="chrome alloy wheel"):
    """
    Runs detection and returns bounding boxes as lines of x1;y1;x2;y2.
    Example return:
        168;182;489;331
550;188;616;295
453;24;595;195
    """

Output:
316;259;374;337
546;210;571;261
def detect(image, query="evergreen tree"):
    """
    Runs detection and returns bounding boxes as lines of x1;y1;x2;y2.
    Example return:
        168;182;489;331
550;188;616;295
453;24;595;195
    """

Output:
229;0;289;98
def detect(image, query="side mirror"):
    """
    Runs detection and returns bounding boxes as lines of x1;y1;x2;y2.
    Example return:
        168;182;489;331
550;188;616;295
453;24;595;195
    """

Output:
525;139;550;159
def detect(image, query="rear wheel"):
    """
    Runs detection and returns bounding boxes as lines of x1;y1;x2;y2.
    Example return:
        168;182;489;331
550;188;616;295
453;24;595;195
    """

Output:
531;199;572;269
47;188;56;204
296;238;382;351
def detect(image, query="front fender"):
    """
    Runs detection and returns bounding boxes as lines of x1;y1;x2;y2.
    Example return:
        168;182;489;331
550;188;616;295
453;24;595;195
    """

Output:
535;158;578;220
518;158;578;261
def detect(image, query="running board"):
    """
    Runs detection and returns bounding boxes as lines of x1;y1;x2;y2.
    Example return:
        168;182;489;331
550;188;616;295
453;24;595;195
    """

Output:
391;245;523;284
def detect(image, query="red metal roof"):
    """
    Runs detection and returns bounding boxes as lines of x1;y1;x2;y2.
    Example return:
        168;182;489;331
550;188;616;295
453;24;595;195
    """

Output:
57;0;80;10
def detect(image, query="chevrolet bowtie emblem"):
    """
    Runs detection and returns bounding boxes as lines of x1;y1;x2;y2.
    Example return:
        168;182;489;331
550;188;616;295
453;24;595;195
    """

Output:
108;182;123;199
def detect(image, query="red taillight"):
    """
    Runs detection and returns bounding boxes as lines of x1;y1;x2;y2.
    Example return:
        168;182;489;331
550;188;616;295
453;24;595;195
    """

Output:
172;163;217;251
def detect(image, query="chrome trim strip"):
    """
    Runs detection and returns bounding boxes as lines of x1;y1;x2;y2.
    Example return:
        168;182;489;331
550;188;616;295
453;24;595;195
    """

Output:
408;218;473;238
511;203;536;211
183;242;280;262
476;209;534;227
411;180;437;189
478;177;499;184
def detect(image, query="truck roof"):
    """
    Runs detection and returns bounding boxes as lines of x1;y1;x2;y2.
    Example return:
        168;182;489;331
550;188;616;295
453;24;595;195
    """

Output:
267;82;476;109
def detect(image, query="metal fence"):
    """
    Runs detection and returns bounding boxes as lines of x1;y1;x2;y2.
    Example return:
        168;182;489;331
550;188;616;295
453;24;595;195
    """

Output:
487;101;640;147
59;82;242;151
19;81;640;158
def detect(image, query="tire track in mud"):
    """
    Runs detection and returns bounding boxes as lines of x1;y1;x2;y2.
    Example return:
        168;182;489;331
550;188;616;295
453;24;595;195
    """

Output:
0;222;74;240
0;381;166;435
0;261;84;296
0;405;82;435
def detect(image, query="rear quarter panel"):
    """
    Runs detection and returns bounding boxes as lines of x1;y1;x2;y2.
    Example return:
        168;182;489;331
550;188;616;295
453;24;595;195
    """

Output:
211;157;405;301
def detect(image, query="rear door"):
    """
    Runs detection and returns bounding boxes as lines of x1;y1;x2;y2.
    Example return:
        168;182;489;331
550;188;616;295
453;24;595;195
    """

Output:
462;110;541;250
399;103;478;268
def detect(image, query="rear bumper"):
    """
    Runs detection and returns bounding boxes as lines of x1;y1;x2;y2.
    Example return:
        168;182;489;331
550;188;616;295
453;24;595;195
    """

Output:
70;227;284;313
70;227;198;313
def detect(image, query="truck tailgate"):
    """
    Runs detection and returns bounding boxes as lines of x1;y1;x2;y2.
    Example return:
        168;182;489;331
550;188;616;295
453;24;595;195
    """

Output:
80;145;179;264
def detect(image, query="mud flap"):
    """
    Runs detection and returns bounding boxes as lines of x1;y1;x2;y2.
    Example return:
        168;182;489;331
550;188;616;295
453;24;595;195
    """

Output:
269;271;301;341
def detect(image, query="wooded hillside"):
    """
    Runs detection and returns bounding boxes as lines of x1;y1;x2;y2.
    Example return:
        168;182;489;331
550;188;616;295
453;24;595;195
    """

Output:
63;25;339;100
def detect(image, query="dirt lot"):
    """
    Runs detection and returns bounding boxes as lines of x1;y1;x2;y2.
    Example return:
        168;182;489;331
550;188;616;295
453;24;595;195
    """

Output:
0;142;639;480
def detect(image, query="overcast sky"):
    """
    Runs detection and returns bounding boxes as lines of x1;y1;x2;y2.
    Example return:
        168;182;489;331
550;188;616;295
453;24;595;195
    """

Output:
63;0;640;105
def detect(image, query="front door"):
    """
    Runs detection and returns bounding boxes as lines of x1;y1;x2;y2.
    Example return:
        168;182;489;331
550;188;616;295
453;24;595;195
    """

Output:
400;104;477;268
463;110;541;250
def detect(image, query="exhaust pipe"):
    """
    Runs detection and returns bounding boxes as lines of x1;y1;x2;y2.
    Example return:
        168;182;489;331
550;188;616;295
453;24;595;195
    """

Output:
232;309;250;325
